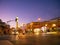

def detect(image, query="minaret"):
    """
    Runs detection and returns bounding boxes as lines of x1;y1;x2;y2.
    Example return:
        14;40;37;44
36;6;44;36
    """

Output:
15;16;18;30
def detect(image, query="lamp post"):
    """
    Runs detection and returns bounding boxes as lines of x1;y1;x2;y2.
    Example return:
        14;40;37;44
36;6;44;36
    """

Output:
30;22;33;31
15;16;18;30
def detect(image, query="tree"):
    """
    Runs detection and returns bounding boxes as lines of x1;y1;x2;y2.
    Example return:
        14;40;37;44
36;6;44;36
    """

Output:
0;19;10;35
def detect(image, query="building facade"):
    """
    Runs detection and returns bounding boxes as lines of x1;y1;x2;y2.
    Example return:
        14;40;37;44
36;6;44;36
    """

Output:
26;17;60;32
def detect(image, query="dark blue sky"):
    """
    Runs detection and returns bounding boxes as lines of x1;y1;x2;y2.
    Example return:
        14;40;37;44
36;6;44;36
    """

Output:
0;0;60;27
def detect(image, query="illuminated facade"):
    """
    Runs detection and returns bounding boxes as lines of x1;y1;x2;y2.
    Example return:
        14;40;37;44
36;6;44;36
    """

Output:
26;17;60;31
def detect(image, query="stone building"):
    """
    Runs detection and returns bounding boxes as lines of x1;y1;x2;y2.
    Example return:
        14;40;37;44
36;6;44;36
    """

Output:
26;17;60;32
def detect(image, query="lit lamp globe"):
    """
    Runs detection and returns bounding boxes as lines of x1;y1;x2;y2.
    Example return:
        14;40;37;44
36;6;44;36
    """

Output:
15;16;18;22
16;16;18;19
37;18;40;22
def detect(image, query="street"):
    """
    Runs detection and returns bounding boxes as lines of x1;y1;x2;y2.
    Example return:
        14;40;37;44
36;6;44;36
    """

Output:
0;33;60;45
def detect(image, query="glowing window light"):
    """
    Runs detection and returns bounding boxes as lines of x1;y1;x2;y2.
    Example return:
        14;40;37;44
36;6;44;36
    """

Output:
34;28;40;33
35;32;39;35
45;24;48;26
52;24;56;27
41;26;47;32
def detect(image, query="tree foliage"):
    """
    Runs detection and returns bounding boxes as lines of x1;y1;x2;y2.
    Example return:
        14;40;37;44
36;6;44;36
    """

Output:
0;19;10;35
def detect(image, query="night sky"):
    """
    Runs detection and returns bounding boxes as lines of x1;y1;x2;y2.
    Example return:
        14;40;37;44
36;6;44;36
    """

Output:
0;0;60;27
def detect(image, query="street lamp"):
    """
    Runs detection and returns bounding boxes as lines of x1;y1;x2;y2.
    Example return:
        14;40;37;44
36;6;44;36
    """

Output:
15;16;18;30
37;17;40;22
15;16;18;22
30;22;33;31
